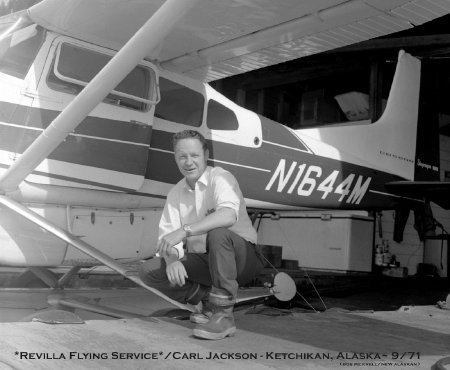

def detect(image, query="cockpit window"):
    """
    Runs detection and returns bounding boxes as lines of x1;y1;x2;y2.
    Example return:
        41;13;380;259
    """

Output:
206;99;238;130
47;42;157;111
0;12;44;79
155;77;204;127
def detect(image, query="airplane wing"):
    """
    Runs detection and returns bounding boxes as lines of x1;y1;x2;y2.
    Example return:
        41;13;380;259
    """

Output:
385;181;450;209
28;0;450;82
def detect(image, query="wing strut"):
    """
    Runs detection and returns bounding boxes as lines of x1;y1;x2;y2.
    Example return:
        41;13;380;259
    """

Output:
0;0;200;192
0;194;194;312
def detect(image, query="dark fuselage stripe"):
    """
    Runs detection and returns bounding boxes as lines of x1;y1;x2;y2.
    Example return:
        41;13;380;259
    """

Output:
0;162;166;199
0;124;149;176
0;101;151;144
0;99;153;176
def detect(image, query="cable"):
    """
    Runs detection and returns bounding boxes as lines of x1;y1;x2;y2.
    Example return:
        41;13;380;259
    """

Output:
253;211;327;311
258;252;319;312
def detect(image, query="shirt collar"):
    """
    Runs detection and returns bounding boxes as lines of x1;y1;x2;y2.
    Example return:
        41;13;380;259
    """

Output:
183;166;212;191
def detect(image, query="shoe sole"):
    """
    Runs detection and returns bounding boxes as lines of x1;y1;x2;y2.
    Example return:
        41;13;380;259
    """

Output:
192;326;236;340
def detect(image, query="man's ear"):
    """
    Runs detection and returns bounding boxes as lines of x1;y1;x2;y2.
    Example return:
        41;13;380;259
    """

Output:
205;148;209;160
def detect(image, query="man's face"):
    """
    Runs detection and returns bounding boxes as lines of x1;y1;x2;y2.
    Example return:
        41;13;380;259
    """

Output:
174;138;208;188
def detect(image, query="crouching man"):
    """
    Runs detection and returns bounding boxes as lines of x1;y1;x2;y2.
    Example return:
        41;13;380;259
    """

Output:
139;130;264;340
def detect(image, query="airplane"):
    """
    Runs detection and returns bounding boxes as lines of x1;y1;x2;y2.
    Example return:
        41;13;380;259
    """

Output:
0;0;450;317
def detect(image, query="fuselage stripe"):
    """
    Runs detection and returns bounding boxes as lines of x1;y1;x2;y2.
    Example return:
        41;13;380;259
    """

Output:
149;147;271;173
262;139;312;154
369;189;424;203
70;132;150;147
150;147;172;155
0;121;42;131
0;100;151;143
0;162;166;199
0;121;149;147
212;158;271;172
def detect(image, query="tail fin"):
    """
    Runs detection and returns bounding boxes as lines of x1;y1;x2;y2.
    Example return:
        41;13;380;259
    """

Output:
297;51;421;180
369;50;421;180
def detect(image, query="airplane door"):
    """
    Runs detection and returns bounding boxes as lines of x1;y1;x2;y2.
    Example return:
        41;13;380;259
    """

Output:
29;36;157;191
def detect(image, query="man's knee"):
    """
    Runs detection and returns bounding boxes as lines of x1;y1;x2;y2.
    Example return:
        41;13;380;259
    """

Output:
207;227;232;251
138;258;166;286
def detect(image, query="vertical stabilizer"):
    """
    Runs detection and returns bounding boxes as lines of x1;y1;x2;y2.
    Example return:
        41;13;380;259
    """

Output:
296;51;421;181
373;50;421;180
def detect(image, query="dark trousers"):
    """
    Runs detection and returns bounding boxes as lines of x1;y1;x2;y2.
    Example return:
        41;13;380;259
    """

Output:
139;228;264;306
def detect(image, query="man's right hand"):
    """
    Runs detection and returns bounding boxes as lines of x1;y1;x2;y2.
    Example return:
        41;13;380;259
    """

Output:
166;260;188;287
157;228;186;258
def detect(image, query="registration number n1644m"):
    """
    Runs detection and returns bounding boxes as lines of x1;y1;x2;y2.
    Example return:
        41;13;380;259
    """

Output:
265;159;371;204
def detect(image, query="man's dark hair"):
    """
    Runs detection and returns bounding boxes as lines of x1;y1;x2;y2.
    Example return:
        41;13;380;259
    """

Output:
172;130;208;152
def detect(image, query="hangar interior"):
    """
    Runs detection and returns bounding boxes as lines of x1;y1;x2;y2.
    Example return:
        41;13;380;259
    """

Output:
1;4;450;367
211;14;450;279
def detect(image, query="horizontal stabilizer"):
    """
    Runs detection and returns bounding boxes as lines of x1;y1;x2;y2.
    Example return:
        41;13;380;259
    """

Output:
385;181;450;209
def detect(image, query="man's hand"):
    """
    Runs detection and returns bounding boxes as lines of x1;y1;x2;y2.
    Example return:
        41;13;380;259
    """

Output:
166;260;188;287
157;228;186;258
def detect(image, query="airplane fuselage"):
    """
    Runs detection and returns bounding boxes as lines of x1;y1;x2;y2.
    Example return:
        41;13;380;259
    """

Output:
0;14;421;267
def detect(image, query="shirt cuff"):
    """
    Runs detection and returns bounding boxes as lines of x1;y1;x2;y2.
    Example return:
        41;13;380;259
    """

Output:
172;241;185;259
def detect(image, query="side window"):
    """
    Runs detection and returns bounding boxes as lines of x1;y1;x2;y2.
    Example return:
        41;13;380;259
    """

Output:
155;77;204;127
206;99;238;130
0;24;45;79
47;43;156;111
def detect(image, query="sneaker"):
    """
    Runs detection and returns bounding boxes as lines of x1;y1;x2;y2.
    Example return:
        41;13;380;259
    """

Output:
192;305;236;340
190;300;213;324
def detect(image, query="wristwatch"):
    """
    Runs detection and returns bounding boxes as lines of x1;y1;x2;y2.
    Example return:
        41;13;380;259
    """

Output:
183;224;192;237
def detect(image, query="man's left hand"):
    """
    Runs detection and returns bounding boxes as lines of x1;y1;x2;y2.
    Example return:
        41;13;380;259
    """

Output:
166;260;188;287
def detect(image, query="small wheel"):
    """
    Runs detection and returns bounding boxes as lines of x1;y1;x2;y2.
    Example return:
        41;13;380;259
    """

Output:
273;272;296;301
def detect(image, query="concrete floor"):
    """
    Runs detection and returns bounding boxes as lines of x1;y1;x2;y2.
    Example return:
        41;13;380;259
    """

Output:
0;270;449;370
0;300;449;369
